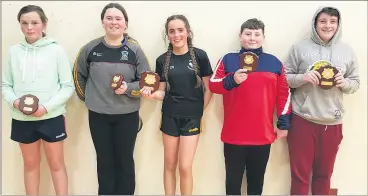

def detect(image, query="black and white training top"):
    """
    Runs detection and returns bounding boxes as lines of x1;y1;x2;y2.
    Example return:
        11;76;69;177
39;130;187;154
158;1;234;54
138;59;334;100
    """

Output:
156;47;213;119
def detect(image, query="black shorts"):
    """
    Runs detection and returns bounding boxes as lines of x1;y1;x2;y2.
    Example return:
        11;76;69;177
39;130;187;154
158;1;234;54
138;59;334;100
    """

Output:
160;113;201;137
11;115;67;144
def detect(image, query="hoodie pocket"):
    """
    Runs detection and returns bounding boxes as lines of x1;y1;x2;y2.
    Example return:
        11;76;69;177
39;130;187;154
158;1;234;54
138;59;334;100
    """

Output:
299;95;344;121
335;93;345;114
299;95;312;114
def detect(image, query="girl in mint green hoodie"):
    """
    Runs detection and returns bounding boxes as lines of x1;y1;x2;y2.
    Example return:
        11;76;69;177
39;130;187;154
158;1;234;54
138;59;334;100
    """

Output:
1;5;74;195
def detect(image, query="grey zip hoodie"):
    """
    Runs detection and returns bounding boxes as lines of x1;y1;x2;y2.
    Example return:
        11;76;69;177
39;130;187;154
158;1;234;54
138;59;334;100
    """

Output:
284;6;360;125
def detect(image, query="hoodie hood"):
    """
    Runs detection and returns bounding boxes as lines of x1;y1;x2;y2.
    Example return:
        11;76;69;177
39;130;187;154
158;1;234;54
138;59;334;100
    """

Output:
311;6;342;46
19;36;57;82
283;6;360;125
20;35;56;48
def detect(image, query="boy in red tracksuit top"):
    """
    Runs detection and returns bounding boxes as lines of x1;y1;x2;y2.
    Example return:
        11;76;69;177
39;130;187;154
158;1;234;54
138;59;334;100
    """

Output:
209;18;292;195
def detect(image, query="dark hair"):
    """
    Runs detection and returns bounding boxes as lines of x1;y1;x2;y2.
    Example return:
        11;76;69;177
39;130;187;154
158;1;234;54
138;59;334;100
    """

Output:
240;18;265;34
101;3;134;41
163;15;201;88
315;7;340;25
17;5;48;36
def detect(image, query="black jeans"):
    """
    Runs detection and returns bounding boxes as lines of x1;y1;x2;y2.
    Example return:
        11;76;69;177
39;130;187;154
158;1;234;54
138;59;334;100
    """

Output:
224;143;271;195
88;110;139;195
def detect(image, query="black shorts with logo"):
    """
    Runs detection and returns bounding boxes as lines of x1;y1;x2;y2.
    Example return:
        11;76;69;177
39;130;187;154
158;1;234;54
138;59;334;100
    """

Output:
160;113;201;137
11;115;67;144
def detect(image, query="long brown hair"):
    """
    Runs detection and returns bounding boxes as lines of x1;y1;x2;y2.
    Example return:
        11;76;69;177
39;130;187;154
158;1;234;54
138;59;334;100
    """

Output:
163;15;201;88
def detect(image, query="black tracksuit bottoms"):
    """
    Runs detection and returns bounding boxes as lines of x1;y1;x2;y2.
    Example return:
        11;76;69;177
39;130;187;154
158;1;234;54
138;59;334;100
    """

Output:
88;110;139;195
224;143;271;195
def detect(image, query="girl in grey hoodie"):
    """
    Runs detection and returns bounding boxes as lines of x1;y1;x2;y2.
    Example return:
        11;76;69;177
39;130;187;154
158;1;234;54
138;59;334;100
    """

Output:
73;3;151;195
284;6;360;195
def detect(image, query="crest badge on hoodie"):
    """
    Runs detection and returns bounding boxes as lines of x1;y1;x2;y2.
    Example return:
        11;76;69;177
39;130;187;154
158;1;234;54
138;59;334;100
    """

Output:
120;51;129;61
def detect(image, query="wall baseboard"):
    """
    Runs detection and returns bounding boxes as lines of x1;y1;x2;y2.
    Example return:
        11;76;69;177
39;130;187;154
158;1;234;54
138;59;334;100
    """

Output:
329;188;338;195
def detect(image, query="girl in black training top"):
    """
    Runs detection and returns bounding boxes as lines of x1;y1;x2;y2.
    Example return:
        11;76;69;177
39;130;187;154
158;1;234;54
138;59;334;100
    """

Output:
141;15;213;195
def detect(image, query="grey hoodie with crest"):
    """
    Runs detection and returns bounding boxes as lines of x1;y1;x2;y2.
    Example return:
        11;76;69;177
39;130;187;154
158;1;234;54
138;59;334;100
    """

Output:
73;36;151;115
284;6;360;125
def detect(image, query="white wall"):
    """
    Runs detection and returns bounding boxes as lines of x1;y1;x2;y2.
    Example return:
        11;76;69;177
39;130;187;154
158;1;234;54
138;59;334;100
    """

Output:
2;1;367;195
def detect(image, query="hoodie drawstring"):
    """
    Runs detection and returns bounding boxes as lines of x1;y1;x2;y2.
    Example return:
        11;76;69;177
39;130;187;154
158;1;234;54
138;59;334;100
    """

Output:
325;125;328;131
22;45;28;82
22;45;36;82
32;46;36;82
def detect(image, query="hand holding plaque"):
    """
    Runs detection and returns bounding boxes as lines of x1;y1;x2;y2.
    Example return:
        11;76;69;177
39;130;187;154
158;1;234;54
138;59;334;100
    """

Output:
111;74;124;90
139;71;160;93
310;60;339;90
234;69;248;84
239;52;259;73
19;94;39;115
334;72;346;88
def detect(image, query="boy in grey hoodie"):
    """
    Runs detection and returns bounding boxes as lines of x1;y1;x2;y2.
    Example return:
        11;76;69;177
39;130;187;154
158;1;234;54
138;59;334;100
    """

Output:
284;6;360;195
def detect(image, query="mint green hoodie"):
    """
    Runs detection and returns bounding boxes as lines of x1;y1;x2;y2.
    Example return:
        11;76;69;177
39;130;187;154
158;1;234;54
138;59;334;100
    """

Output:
2;36;75;121
284;6;360;125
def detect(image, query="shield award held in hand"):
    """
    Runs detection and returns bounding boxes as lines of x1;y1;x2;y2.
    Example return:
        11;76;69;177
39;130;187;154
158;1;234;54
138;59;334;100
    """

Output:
239;52;259;73
111;74;124;90
19;94;39;115
139;71;160;93
310;60;339;90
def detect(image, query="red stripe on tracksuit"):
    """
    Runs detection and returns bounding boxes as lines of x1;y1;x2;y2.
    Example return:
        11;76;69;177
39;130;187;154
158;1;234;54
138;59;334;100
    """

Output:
209;51;292;145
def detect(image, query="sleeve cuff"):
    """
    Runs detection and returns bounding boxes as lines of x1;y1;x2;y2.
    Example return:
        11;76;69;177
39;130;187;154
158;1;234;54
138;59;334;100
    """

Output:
231;74;240;87
42;103;52;113
277;115;291;130
223;73;240;91
295;74;307;85
124;82;141;97
11;98;18;109
340;78;351;91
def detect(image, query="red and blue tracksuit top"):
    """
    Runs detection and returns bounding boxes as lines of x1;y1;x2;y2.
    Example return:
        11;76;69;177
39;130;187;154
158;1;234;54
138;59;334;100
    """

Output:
209;47;292;145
